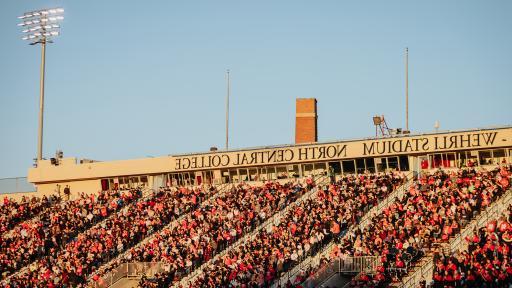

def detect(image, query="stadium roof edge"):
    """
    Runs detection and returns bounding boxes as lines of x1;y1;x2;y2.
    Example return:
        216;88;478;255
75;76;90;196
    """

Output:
169;124;512;158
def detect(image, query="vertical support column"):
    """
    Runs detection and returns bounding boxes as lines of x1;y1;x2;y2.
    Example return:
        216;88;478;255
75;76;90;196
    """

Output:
37;41;47;161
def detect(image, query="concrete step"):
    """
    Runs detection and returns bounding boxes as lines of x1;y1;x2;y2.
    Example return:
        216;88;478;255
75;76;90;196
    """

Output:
110;278;140;288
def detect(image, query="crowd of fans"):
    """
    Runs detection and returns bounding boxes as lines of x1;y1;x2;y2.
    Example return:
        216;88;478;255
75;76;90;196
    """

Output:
1;194;60;234
136;172;405;288
3;163;510;288
0;189;142;280
1;186;214;287
96;180;311;287
432;205;512;288
331;165;511;287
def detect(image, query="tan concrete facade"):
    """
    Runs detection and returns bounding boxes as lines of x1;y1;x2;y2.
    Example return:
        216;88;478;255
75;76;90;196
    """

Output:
25;126;512;196
295;98;318;144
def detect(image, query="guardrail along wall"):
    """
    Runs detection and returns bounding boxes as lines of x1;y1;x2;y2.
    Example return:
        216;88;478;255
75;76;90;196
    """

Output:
0;177;35;194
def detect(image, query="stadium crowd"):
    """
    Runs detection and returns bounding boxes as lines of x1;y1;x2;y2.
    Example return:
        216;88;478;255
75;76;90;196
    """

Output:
94;180;311;287
432;205;512;287
332;165;511;287
0;189;141;279
3;165;510;288
135;172;405;288
1;194;60;234
1;186;214;287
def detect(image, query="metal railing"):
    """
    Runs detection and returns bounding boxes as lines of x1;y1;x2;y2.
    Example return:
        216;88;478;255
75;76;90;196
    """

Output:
90;262;163;288
355;172;415;231
0;177;35;194
301;256;379;288
91;175;327;288
397;188;512;288
3;189;148;284
175;174;330;287
448;189;512;254
2;189;149;284
273;172;414;287
88;183;234;287
397;257;434;288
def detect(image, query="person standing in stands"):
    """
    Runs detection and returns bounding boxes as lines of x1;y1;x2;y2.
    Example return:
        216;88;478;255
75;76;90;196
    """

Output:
328;166;335;183
55;184;61;198
64;185;70;200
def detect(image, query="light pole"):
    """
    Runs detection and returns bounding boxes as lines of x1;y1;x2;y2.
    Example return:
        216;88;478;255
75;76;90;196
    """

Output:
18;8;64;162
225;69;230;150
405;47;409;133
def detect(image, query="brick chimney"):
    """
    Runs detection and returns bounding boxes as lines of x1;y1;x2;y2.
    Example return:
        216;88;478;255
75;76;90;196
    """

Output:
295;98;317;144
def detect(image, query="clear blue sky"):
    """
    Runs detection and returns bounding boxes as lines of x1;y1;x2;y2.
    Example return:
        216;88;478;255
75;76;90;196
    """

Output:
0;0;511;178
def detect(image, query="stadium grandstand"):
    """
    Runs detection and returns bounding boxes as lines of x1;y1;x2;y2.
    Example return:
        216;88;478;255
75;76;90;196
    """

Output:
1;115;511;288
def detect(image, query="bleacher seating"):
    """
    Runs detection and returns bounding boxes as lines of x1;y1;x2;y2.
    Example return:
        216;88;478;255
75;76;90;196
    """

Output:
0;194;60;234
93;180;312;287
1;186;211;287
432;205;512;287
144;172;405;288
312;165;511;287
0;189;141;279
2;165;510;288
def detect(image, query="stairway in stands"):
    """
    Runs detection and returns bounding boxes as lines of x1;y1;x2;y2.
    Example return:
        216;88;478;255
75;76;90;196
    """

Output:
2;187;150;283
86;182;233;287
272;171;415;288
89;175;325;288
390;187;512;288
174;175;331;287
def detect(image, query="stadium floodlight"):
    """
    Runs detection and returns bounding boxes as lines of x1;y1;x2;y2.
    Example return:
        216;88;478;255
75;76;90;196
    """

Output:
18;7;64;162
